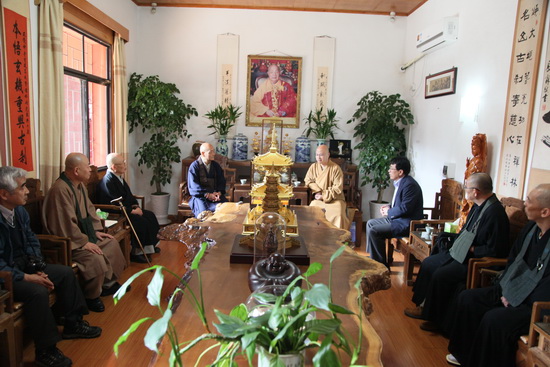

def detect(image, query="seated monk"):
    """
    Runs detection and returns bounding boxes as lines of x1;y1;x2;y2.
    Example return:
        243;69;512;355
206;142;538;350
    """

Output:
43;153;127;313
304;145;349;229
97;153;160;264
188;143;228;217
446;184;550;367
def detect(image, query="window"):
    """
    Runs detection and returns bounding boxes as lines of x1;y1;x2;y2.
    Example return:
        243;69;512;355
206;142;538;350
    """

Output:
63;24;111;166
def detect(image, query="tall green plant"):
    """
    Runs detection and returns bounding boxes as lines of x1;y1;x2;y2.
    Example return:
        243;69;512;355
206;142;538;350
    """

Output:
205;104;242;136
127;73;198;194
113;244;367;367
303;108;340;140
347;91;414;203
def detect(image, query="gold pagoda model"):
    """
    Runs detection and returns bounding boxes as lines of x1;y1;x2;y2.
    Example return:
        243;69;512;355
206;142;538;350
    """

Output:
242;122;299;236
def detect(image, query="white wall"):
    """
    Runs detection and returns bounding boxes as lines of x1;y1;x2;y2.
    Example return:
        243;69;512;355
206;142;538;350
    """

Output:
30;0;526;219
403;0;518;207
98;6;408;216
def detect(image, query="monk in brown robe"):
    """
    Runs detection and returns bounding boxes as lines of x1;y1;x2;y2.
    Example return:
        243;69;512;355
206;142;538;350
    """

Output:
305;145;350;229
43;153;126;312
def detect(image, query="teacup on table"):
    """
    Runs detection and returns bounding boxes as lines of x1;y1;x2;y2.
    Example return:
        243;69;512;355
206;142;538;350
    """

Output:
240;179;247;185
293;181;301;187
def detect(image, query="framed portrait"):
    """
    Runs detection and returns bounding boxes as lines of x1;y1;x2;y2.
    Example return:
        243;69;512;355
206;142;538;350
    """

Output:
329;139;352;161
425;67;458;98
246;55;302;128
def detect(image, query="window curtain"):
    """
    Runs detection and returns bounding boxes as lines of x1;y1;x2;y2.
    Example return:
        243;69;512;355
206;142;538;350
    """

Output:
113;34;129;183
38;0;64;190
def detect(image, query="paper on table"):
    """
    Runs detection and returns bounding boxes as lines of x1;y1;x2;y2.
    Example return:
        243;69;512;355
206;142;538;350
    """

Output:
104;219;117;228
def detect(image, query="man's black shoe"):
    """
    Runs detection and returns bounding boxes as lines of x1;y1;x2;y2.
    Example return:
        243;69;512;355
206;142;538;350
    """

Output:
62;320;102;339
100;282;130;297
154;247;161;253
85;297;105;312
131;254;148;263
35;346;72;367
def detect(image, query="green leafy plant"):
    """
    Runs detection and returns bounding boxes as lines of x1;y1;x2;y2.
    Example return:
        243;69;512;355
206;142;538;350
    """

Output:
303;108;340;140
127;72;198;194
347;91;414;203
113;244;366;367
205;104;242;137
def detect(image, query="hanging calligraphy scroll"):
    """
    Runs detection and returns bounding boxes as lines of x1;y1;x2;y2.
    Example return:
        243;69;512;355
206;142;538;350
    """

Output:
497;0;547;198
527;15;550;192
0;44;6;166
1;2;36;172
312;36;335;111
216;34;239;107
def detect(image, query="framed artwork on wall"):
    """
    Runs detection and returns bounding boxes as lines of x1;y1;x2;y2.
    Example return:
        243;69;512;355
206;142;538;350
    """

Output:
329;139;352;161
246;55;302;128
425;67;458;98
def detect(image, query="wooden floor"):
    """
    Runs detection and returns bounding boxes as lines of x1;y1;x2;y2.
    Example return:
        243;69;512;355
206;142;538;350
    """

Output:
21;236;450;366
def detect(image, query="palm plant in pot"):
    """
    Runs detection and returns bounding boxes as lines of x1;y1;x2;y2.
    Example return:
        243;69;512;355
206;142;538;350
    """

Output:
127;73;198;223
347;91;414;215
303;107;340;146
205;104;242;156
113;244;367;367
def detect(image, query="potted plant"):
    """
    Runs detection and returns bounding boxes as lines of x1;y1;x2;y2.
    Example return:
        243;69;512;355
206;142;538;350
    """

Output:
303;107;340;145
127;72;198;223
205;104;242;156
113;244;366;367
347;91;414;216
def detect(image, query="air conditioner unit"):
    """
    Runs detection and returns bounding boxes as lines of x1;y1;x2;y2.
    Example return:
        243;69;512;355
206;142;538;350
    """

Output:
416;16;459;53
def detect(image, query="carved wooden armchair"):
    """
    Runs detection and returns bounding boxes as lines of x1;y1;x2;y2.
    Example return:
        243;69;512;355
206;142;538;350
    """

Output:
387;178;463;266
178;155;236;222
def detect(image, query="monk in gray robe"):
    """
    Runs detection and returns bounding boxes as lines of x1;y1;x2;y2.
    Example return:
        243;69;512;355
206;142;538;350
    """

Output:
43;153;126;312
305;145;350;229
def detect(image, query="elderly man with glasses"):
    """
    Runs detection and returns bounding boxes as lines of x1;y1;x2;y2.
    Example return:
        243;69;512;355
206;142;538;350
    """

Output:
404;172;510;335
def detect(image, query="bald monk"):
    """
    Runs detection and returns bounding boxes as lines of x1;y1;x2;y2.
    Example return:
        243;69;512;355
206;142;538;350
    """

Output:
187;143;228;217
304;145;349;229
43;153;126;312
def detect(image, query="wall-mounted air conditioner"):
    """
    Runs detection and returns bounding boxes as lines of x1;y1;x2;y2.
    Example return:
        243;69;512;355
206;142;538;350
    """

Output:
416;16;459;53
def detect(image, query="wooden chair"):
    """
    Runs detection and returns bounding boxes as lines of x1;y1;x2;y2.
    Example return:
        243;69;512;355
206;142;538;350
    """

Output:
177;155;236;222
387;178;463;266
526;302;550;367
86;166;133;264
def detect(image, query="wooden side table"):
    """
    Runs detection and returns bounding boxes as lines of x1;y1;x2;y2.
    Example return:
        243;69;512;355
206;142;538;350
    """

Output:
0;290;16;367
234;183;251;203
402;231;433;286
290;185;309;206
529;322;550;366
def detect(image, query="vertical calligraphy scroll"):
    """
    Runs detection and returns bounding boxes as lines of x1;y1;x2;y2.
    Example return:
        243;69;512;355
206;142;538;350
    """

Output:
0;44;6;166
527;10;550;192
312;36;335;111
497;0;547;198
216;34;239;107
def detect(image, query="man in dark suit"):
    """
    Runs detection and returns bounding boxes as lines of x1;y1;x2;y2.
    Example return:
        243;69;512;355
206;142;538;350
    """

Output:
97;153;160;263
366;156;424;267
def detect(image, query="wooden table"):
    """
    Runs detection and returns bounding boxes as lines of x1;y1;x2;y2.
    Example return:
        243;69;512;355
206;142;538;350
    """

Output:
154;204;390;366
402;231;433;286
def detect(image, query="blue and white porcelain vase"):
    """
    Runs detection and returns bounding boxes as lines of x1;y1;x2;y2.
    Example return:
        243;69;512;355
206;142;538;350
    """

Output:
216;135;228;157
295;135;310;163
232;133;248;161
316;138;327;146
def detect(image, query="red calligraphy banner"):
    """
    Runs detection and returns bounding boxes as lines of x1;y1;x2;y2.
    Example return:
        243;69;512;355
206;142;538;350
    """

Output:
3;7;33;171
